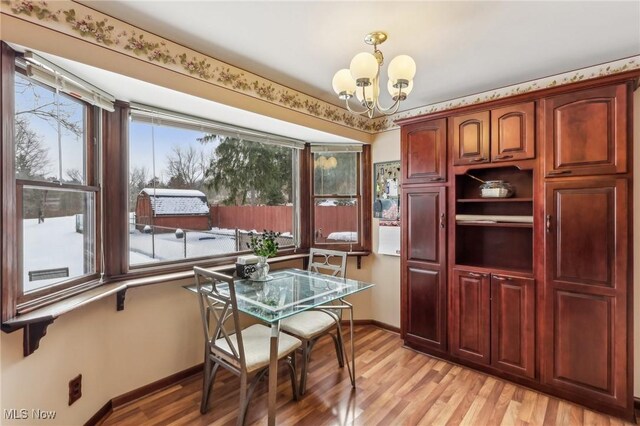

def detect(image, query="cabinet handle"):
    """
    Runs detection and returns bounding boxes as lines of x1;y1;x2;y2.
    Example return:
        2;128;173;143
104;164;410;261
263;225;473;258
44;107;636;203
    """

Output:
469;157;487;163
493;275;512;281
440;213;445;228
546;215;552;233
429;177;445;182
548;170;571;175
467;272;486;278
494;154;513;160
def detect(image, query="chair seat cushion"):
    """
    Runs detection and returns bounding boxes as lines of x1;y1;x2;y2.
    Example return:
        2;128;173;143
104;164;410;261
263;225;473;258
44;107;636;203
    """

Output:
281;310;338;340
214;324;301;373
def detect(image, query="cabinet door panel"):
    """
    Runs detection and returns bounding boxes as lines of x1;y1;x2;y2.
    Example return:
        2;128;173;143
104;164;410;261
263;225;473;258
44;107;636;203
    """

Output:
406;266;446;351
405;188;446;264
491;102;535;162
543;84;627;177
402;118;447;184
543;178;628;408
491;275;535;378
450;269;490;364
452;111;490;165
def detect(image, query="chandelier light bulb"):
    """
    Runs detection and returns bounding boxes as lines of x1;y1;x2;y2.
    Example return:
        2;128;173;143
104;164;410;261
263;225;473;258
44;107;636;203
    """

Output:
356;81;380;104
349;52;379;86
387;79;413;100
332;69;356;98
388;55;417;84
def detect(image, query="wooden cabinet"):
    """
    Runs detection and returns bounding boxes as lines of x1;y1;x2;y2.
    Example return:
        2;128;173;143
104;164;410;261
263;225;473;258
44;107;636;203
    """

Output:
401;118;447;184
491;102;535;162
402;187;447;352
491;274;535;378
453;103;535;165
451;111;490;165
399;79;633;420
450;268;490;364
450;268;535;377
542;178;629;408
542;84;627;177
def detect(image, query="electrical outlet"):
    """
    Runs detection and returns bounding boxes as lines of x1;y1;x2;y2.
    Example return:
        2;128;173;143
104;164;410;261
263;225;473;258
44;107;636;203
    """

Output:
68;374;82;406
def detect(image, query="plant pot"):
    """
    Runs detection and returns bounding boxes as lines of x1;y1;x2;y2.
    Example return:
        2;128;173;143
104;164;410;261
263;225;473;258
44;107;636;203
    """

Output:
250;256;270;281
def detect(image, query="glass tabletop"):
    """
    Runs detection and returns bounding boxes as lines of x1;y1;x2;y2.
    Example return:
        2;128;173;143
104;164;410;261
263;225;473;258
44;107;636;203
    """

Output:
184;268;374;323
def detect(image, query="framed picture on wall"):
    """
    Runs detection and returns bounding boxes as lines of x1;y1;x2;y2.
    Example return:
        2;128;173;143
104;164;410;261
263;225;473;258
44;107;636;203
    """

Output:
373;160;400;221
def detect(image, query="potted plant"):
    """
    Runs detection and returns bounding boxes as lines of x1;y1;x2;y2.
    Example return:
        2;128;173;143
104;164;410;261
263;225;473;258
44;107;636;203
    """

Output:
247;230;281;280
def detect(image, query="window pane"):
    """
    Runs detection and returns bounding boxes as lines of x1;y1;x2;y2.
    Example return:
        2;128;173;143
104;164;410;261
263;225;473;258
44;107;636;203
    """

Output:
14;74;87;184
314;198;358;244
314;152;357;196
22;188;95;293
129;120;295;266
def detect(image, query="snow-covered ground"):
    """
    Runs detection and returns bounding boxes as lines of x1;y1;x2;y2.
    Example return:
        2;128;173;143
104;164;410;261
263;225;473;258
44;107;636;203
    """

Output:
129;228;237;265
23;215;293;291
23;216;88;293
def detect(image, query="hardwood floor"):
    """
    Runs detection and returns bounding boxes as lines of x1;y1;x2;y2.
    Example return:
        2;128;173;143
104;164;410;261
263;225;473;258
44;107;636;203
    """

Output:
101;326;636;425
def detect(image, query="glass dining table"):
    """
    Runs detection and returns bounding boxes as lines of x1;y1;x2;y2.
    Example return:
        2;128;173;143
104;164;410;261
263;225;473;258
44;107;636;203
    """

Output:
184;267;374;426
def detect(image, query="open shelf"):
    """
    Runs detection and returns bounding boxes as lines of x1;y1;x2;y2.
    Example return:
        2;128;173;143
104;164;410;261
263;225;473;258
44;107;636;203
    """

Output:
453;263;533;276
457;198;533;203
456;221;533;228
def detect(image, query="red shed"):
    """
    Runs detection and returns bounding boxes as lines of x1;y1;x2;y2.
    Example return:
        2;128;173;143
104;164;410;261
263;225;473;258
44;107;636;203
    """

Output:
135;188;211;232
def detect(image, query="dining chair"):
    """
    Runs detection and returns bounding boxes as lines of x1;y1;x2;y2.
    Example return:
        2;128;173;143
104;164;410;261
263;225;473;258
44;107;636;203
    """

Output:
280;248;348;395
194;267;301;425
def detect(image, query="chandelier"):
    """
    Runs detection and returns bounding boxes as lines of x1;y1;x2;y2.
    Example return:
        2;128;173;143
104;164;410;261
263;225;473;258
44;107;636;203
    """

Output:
332;32;416;118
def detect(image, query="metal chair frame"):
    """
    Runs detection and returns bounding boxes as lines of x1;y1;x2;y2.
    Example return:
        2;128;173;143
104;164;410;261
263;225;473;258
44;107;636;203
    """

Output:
194;267;298;425
291;248;356;395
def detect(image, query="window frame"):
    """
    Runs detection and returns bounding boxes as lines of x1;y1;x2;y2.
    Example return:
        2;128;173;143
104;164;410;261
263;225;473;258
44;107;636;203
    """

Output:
125;113;302;271
1;45;103;319
309;145;372;253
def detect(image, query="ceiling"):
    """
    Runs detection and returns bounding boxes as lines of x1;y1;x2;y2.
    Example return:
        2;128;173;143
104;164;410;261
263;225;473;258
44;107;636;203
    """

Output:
79;1;640;112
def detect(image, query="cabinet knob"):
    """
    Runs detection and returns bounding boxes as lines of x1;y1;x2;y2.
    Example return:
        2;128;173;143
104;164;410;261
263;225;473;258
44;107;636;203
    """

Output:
467;272;487;278
494;154;513;160
469;157;487;163
429;177;445;182
546;215;552;233
440;213;445;228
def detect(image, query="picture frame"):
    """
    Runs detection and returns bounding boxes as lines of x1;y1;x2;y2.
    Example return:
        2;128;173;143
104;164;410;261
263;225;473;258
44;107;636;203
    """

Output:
373;160;401;221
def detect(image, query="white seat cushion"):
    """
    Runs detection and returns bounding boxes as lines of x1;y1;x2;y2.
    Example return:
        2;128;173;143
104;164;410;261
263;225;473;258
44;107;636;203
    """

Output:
280;310;338;340
213;324;301;373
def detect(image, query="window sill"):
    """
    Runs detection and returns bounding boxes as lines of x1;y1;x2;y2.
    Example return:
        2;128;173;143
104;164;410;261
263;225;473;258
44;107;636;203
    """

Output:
1;253;309;356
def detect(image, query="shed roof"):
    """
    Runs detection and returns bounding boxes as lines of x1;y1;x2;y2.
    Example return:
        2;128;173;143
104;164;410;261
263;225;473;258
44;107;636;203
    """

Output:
140;188;209;216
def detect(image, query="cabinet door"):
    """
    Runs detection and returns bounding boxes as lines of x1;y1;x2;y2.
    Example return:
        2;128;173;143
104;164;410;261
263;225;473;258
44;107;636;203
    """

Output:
451;111;490;165
401;118;447;184
491;274;535;378
405;265;446;351
491;102;535;162
402;187;447;351
404;187;446;264
543;178;629;408
542;84;627;177
450;268;490;364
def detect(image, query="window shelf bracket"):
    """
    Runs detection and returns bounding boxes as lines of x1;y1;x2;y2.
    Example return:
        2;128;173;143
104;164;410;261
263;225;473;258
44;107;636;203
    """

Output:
116;289;127;311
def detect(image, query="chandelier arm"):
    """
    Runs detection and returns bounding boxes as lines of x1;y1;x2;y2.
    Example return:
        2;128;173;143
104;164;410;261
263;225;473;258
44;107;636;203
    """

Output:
345;99;373;116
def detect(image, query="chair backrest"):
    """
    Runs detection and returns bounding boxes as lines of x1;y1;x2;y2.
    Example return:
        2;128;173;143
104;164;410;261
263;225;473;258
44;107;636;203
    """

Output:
194;267;247;372
308;248;347;278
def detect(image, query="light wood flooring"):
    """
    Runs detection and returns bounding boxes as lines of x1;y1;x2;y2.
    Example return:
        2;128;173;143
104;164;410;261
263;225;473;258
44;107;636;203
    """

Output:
101;326;637;425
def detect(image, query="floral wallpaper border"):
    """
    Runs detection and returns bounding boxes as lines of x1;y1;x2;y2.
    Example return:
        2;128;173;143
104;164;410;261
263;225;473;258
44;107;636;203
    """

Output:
372;54;640;132
2;0;638;135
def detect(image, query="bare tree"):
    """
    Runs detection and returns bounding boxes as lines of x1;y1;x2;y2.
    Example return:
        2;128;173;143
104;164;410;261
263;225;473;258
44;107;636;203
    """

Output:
165;145;209;189
65;168;83;183
15;116;50;180
129;166;149;211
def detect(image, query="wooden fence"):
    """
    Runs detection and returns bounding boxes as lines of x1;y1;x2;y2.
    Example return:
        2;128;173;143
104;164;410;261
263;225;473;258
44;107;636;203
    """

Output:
210;205;293;233
210;204;359;242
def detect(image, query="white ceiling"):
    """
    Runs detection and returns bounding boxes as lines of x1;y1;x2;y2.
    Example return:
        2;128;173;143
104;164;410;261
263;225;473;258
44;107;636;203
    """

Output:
79;1;640;112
